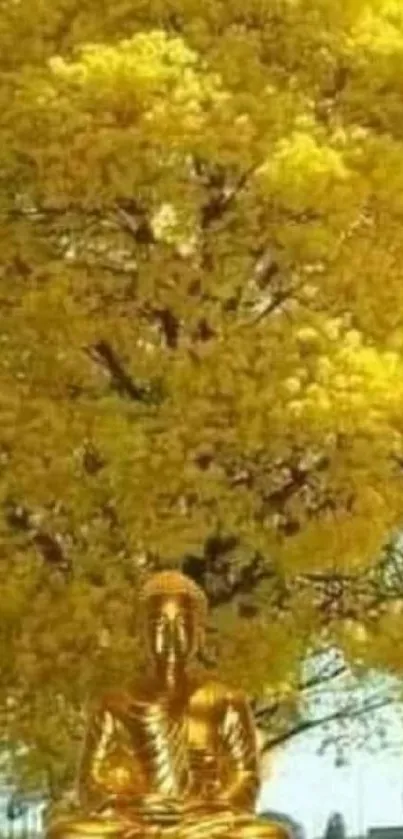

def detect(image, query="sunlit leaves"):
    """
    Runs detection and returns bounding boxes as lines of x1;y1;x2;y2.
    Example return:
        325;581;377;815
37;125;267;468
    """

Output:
3;0;403;795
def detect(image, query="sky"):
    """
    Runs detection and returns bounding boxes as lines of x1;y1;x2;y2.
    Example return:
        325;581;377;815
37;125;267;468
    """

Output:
259;729;403;838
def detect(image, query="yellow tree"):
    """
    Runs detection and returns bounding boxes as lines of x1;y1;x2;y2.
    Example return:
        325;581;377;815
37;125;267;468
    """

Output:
2;0;403;796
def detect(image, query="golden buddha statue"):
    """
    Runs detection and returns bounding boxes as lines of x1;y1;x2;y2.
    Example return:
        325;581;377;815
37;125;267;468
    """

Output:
47;571;289;839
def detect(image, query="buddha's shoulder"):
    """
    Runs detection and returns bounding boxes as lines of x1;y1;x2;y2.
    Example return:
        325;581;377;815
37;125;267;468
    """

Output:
189;678;249;711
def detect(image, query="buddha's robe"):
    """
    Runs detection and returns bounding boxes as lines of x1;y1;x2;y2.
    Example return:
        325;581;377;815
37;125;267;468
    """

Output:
47;681;289;839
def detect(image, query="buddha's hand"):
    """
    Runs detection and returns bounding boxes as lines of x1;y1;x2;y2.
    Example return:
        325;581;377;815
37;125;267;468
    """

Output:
142;794;183;811
128;794;184;822
183;795;234;815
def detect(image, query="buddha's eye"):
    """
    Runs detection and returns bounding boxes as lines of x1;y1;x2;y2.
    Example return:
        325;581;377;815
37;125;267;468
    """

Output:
176;615;189;647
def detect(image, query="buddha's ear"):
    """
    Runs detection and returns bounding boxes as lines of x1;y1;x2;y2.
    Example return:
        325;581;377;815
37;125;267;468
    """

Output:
196;624;219;668
194;604;210;649
197;623;206;652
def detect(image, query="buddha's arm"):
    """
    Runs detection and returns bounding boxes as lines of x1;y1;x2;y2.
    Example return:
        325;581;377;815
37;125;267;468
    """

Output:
77;695;135;811
219;690;260;811
77;700;112;810
45;700;122;835
77;694;184;822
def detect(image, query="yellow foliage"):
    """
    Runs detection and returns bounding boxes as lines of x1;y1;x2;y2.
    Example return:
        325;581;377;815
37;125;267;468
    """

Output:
2;0;403;792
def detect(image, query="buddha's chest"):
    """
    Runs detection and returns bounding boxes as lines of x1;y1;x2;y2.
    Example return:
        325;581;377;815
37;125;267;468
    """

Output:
102;687;230;796
114;699;187;795
124;692;226;759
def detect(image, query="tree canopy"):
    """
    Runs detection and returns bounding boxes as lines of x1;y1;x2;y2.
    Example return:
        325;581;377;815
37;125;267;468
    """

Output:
2;0;403;797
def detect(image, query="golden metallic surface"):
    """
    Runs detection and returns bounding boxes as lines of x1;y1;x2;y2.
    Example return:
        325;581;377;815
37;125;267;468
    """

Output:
46;572;289;839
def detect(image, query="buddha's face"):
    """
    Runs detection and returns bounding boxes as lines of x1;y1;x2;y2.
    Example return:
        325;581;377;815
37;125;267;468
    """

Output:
145;593;199;681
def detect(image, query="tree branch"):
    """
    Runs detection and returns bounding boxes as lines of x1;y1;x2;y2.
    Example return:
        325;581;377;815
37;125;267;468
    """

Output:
85;340;151;401
183;544;274;610
250;288;294;323
260;695;393;753
149;307;180;350
115;204;156;246
298;663;348;693
253;657;348;731
200;165;256;230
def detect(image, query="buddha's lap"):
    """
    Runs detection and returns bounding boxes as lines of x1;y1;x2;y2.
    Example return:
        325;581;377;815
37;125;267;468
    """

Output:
180;814;290;839
48;817;128;839
47;812;289;839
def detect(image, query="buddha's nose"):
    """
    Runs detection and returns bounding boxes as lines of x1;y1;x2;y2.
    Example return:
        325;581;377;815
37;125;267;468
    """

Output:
166;622;185;656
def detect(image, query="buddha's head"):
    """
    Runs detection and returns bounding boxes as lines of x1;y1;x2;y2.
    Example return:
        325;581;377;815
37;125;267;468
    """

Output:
140;571;208;687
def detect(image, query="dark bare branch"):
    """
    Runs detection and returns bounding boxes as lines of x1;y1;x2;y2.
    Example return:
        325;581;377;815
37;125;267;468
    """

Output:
183;544;274;610
260;695;393;753
200;165;256;229
250;288;295;323
298;663;348;693
115;204;155;245
85;340;150;401
153;308;180;349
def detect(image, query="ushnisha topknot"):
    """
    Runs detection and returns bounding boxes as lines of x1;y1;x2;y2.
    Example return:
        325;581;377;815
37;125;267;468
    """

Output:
140;570;208;625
